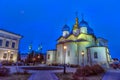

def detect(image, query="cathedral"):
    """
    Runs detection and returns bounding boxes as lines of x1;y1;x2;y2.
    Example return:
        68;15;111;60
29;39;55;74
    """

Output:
46;15;111;68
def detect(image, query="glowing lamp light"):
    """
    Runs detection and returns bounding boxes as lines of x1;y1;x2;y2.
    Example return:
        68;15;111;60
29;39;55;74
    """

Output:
8;50;11;53
64;46;67;50
38;56;40;58
81;51;84;55
33;58;36;61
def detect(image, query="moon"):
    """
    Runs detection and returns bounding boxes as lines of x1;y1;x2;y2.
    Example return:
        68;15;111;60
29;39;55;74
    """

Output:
20;10;24;14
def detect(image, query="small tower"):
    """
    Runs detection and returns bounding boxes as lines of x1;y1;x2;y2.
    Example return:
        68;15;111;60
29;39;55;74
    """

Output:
72;12;80;36
28;42;32;53
38;43;42;53
62;24;70;37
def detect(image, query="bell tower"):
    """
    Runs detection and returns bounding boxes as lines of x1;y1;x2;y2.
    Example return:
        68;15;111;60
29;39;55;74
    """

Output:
72;12;80;36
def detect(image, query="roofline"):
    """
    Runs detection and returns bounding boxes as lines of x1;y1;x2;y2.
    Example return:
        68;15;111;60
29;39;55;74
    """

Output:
0;29;23;38
87;46;108;48
97;37;108;41
57;40;89;44
47;49;57;51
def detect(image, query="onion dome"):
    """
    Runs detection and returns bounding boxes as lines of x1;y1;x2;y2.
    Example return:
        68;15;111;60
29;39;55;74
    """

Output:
62;24;70;31
79;19;89;27
79;19;94;34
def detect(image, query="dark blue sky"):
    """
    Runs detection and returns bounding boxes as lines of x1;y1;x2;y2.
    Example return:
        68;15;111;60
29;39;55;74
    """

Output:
0;0;120;59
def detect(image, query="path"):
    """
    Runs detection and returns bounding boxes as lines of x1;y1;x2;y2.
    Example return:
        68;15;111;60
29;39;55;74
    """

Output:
102;69;120;80
28;67;76;80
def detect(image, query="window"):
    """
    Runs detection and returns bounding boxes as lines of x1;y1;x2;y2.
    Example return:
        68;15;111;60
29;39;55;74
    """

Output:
94;52;98;59
10;54;13;59
6;41;9;47
12;42;15;48
48;54;50;59
3;53;7;59
0;39;3;46
68;51;70;56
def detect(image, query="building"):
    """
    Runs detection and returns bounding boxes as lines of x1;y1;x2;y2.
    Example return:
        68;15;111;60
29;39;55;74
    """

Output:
23;43;46;63
46;15;111;68
20;53;28;62
0;29;22;62
47;50;57;64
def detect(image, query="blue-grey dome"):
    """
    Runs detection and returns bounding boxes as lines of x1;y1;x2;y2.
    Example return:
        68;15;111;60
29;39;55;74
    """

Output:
79;19;94;34
79;20;89;27
62;24;70;31
88;28;94;34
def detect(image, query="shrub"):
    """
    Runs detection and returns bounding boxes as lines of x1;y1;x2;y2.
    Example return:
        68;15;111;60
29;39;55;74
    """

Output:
52;63;58;66
0;67;10;76
73;64;105;79
72;73;80;80
111;63;119;69
70;64;80;68
84;65;94;76
92;64;105;74
74;67;83;77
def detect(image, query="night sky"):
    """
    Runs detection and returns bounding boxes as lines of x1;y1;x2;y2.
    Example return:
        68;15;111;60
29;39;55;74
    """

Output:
0;0;120;59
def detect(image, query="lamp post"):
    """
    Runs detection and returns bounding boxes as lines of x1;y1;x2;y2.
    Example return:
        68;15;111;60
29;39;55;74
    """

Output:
81;51;85;80
7;50;11;61
38;55;40;64
63;45;67;74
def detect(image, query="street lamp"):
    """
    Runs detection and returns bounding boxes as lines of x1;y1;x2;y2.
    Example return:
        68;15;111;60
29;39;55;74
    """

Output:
32;58;36;65
7;50;11;61
38;55;40;58
81;51;85;80
38;55;40;64
63;45;67;74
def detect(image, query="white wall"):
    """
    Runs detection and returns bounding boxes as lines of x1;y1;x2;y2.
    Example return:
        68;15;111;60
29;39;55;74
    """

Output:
57;44;63;64
80;27;87;34
89;47;110;68
0;49;18;62
0;30;21;62
57;41;93;65
46;50;56;64
63;31;69;37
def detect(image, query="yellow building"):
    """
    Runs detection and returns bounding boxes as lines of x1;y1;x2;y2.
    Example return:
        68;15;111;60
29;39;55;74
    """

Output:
47;15;111;68
0;29;22;62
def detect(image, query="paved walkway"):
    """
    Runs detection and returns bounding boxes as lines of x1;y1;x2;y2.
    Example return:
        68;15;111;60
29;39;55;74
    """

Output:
102;69;120;80
28;67;76;80
8;66;120;80
28;71;58;80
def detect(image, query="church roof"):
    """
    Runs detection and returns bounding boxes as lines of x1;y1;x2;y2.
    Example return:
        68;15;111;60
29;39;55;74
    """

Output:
0;28;23;38
79;18;94;34
79;19;89;27
57;33;93;43
62;24;70;31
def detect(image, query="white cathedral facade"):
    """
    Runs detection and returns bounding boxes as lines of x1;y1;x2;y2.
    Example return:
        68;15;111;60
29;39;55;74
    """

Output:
46;16;111;68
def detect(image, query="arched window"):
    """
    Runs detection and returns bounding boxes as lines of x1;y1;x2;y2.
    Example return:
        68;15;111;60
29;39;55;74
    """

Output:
0;39;3;46
94;52;98;59
6;41;9;47
47;54;50;59
3;53;7;59
68;51;70;56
